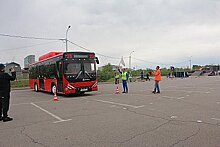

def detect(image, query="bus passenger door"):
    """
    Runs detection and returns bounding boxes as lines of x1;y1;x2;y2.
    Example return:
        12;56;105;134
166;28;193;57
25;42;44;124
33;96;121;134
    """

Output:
39;65;45;90
39;78;45;90
56;61;63;92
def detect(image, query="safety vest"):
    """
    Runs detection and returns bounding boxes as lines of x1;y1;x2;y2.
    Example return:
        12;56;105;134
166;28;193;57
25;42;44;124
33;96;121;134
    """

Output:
154;69;162;81
122;72;127;80
115;75;120;79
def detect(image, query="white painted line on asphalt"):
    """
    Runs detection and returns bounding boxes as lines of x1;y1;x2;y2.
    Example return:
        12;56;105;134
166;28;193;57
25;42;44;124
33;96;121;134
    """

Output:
211;118;220;121
197;120;203;123
94;99;145;109
53;119;72;124
11;102;30;106
163;89;210;94
30;103;72;123
216;102;220;104
162;96;184;99
171;116;178;119
177;97;185;99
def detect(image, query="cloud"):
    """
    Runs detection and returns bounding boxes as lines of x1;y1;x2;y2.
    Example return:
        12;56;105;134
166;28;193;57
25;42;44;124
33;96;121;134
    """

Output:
0;0;220;68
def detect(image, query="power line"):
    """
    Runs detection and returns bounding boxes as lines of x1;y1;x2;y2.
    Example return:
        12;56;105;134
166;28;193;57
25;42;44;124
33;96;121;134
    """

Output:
0;41;59;51
132;57;189;66
132;57;165;65
68;40;120;59
68;40;90;51
0;33;191;67
0;33;64;41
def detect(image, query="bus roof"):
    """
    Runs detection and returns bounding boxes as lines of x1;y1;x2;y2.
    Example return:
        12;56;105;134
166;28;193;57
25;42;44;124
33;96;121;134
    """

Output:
30;51;95;66
39;52;63;61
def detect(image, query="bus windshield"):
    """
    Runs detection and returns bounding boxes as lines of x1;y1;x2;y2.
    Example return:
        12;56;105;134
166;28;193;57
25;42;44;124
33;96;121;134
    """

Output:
64;61;96;82
65;63;81;74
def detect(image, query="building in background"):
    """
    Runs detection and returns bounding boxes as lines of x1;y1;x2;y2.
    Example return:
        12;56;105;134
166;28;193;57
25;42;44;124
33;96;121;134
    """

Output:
24;55;35;69
5;62;22;78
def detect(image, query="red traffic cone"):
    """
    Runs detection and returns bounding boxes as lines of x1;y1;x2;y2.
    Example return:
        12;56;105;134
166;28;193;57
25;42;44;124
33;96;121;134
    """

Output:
115;86;120;94
53;93;59;101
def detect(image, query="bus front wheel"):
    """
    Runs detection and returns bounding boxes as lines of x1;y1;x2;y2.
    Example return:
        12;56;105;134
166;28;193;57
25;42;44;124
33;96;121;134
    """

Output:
34;83;38;92
51;84;57;94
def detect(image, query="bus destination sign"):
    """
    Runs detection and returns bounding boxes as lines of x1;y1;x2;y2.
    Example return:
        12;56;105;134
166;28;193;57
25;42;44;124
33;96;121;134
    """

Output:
64;53;94;59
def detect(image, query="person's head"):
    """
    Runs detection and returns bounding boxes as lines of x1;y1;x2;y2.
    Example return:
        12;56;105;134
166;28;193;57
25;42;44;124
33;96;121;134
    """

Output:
122;68;126;72
0;64;5;72
156;66;160;70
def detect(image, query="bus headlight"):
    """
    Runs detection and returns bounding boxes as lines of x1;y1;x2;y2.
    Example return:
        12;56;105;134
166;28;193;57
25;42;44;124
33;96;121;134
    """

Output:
67;84;75;90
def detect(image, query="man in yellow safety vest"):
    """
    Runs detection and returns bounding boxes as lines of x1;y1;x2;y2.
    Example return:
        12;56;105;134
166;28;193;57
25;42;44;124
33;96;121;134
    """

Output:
118;68;128;93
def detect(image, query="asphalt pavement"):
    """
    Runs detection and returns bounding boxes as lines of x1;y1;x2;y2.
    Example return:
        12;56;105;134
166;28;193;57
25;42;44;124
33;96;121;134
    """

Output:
0;76;220;147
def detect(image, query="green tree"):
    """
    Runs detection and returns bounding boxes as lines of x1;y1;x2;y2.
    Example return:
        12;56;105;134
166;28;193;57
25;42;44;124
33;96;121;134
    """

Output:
97;63;115;82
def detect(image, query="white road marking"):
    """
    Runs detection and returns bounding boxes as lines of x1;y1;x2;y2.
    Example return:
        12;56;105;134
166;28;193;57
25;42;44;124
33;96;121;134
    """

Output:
162;96;184;99
94;99;145;109
177;97;185;99
12;97;87;106
216;102;220;104
163;89;210;94
11;102;30;106
171;116;178;119
211;118;220;121
197;120;203;123
53;119;72;124
31;103;72;123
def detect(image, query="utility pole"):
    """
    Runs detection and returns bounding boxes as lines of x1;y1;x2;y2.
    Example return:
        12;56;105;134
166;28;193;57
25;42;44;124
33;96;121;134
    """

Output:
189;56;192;70
65;25;71;52
129;51;134;69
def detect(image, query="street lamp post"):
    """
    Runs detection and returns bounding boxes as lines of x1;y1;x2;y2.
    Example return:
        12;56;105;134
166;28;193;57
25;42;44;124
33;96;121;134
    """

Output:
129;51;135;69
65;25;71;52
189;56;192;70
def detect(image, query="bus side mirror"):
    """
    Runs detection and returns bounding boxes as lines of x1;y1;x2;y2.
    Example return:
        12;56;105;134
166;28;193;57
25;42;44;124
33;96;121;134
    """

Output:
95;57;99;64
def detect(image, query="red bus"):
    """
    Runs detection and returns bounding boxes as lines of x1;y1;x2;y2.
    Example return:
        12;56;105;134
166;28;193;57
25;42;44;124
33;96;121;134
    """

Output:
29;52;99;95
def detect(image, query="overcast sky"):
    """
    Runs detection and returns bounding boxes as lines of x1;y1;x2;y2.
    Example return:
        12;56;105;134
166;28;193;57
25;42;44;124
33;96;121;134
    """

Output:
0;0;220;69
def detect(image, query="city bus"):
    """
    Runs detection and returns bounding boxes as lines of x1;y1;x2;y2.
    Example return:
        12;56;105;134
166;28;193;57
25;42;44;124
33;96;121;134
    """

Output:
29;52;99;95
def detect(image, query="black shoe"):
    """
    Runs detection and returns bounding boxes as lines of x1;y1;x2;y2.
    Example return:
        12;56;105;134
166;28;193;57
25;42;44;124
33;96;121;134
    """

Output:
122;91;126;93
3;117;13;122
152;91;156;94
156;92;160;94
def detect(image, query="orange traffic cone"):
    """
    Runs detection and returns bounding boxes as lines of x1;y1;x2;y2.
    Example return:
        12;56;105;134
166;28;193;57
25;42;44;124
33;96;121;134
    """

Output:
115;86;120;94
53;92;59;101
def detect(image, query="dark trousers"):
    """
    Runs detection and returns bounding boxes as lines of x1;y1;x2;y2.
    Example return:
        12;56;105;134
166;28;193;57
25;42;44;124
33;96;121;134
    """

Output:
0;92;10;118
115;78;119;84
154;81;160;92
122;80;128;93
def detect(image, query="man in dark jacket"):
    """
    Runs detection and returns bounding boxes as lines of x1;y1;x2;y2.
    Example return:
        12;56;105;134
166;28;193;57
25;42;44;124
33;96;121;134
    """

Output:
0;64;16;122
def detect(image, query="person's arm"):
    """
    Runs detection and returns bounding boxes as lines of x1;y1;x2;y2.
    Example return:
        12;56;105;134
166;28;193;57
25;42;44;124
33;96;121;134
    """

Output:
118;68;122;74
5;71;16;81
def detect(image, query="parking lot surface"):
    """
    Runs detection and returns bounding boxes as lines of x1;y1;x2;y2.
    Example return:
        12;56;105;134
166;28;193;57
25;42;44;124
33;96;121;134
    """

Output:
0;76;220;147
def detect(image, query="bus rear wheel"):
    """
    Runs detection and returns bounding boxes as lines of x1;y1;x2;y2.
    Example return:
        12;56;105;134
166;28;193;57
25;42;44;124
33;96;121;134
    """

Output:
34;83;38;92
